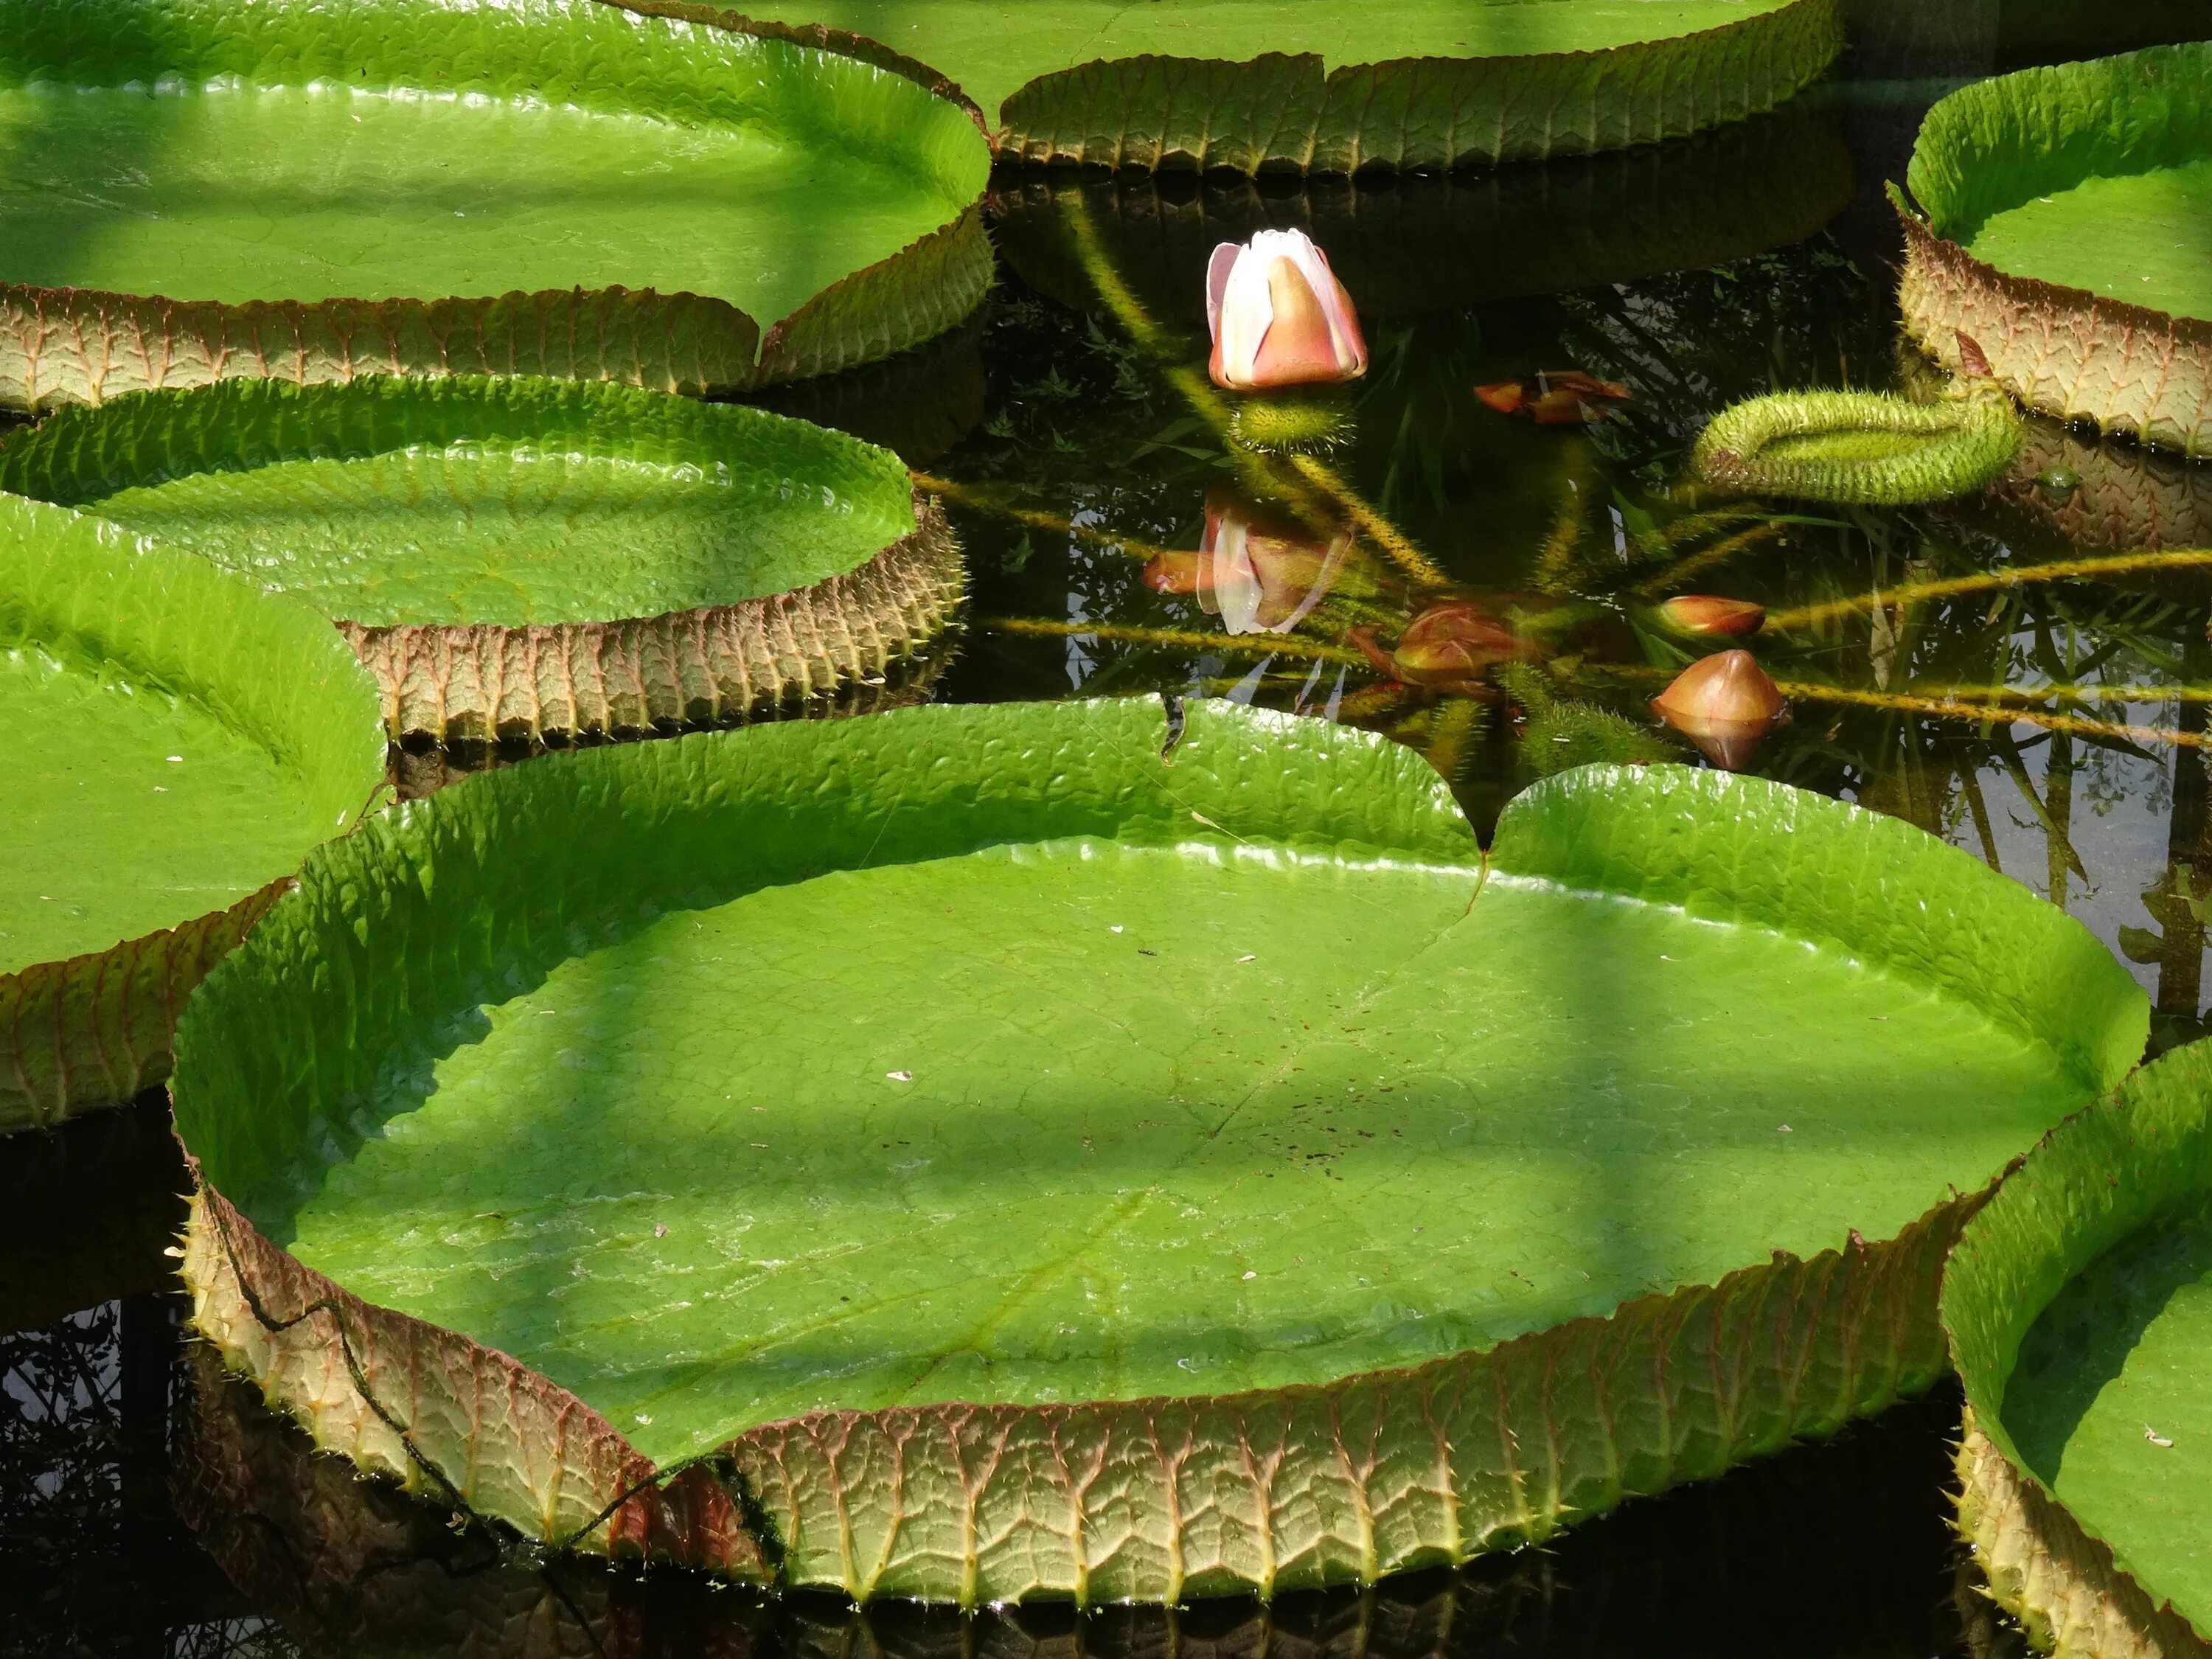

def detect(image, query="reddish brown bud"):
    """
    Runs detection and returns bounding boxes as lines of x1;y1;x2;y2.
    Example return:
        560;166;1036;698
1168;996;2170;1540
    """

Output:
1657;595;1766;639
1652;650;1787;770
1391;601;1527;686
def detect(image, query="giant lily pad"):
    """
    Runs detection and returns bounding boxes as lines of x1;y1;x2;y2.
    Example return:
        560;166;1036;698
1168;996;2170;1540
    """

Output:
0;376;963;742
0;0;993;411
737;0;1843;173
993;100;1854;321
0;493;386;1133
1898;44;2212;457
174;698;2146;1601
1944;1039;2212;1659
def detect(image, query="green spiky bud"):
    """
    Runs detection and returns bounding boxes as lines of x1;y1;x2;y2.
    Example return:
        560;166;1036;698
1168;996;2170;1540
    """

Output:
1229;394;1356;456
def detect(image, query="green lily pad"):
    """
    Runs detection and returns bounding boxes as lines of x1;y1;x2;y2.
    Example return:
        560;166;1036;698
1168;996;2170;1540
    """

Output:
0;492;386;1132
176;698;2145;1602
0;0;993;411
0;376;964;742
993;100;1854;321
1899;44;2212;456
738;0;1843;172
1944;1039;2212;1658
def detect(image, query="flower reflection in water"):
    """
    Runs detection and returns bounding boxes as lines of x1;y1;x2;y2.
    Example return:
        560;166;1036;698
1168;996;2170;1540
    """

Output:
1144;486;1354;636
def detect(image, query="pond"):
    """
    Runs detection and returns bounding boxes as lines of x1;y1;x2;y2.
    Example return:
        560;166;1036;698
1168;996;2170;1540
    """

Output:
6;1;2212;1652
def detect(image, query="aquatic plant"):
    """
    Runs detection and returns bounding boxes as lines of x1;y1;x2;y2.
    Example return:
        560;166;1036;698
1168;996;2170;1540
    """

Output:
1897;43;2212;456
1207;232;1367;392
1348;599;1531;693
173;698;2145;1601
1691;382;2023;505
1944;1038;2212;1659
734;0;1843;172
1652;650;1789;769
1498;663;1677;776
0;495;386;1133
0;0;993;408
0;377;963;743
1657;595;1767;639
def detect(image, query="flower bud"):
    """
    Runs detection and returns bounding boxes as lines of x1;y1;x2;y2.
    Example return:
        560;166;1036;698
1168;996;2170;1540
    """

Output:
1206;230;1368;392
1350;601;1528;692
1656;595;1765;639
1652;650;1787;770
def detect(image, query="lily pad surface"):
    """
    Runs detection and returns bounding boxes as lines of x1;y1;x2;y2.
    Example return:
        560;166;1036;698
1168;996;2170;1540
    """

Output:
0;493;385;1132
1899;44;2212;456
177;698;2145;1601
1944;1040;2212;1659
740;0;1843;171
0;377;963;742
0;0;993;409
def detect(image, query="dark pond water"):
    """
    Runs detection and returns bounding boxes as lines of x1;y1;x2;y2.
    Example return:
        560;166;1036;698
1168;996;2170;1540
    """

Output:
10;4;2212;1654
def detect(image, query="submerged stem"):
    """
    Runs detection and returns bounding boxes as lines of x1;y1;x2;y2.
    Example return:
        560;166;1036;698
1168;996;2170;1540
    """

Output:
984;616;1371;666
1764;549;2212;632
914;473;1178;561
1773;680;2212;749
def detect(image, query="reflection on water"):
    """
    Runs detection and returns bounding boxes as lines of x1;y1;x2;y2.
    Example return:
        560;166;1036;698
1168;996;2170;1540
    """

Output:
153;1330;1997;1659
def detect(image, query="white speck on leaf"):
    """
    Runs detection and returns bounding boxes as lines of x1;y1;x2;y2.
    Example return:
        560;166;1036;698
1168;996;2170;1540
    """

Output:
1110;925;1124;933
886;1070;913;1082
635;1413;653;1426
1241;1270;1256;1280
2146;1425;2175;1447
1238;954;1256;963
1778;1124;1793;1133
654;1223;667;1238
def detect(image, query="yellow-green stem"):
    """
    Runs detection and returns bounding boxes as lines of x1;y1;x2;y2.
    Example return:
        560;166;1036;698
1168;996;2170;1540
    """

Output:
1763;549;2212;632
984;616;1371;666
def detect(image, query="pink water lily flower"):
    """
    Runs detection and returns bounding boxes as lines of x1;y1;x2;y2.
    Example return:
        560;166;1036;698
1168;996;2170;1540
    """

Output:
1206;229;1368;392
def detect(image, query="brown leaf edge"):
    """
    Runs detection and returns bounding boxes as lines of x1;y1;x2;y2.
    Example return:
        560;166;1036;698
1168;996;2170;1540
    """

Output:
1954;1412;2210;1659
338;487;963;745
0;877;289;1135
1896;206;2212;461
995;0;1843;173
0;9;992;413
0;284;765;414
184;1166;1978;1606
